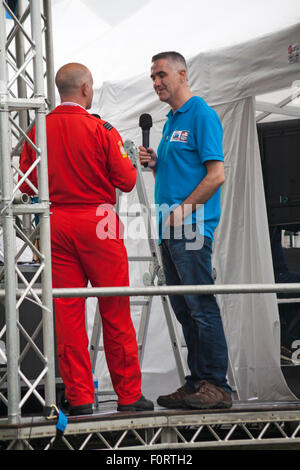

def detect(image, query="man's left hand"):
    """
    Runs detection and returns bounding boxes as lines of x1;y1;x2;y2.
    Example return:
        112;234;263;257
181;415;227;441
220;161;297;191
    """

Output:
165;206;184;227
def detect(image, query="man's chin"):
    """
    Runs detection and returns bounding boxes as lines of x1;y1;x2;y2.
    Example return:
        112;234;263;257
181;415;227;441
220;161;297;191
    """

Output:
157;93;169;103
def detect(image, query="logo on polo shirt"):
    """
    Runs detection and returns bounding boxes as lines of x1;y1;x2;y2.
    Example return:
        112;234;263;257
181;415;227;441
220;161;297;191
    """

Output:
170;130;189;142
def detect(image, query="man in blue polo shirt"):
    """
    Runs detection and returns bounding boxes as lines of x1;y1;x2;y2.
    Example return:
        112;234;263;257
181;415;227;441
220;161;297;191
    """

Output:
139;51;232;410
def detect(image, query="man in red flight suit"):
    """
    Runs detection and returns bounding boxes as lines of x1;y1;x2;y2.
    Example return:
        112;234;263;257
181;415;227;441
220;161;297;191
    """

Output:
19;62;153;415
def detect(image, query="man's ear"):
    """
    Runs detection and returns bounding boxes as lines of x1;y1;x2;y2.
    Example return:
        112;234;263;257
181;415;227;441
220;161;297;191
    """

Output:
82;82;89;96
178;69;187;84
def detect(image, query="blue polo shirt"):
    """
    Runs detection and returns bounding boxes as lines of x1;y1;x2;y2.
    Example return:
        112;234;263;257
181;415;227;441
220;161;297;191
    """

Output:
154;96;224;244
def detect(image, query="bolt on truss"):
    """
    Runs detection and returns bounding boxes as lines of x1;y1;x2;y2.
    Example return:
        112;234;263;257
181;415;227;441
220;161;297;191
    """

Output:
0;0;56;424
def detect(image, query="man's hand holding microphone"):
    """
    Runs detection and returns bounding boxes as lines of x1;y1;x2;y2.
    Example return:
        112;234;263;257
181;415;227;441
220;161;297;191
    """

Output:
138;146;157;168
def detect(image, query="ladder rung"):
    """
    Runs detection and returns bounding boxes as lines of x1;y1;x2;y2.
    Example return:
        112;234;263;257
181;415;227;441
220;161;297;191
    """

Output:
130;299;150;306
119;212;142;217
92;343;146;353
92;340;148;353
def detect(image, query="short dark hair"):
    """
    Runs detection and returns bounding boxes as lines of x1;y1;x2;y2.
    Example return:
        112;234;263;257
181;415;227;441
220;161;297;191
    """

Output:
151;51;187;69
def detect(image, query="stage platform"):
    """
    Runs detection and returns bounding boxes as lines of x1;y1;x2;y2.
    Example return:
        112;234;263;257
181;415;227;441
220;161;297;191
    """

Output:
0;400;300;450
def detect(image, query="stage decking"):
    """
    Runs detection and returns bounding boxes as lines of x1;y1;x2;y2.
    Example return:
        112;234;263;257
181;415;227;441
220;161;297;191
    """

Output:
0;400;300;450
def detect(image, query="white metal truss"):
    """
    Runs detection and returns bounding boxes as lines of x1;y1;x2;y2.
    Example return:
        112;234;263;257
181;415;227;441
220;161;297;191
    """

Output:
256;101;300;119
0;0;56;425
0;405;300;450
256;87;300;122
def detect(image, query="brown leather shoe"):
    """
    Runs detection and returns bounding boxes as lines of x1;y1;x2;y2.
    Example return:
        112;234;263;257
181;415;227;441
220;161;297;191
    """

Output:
183;381;232;410
157;385;195;409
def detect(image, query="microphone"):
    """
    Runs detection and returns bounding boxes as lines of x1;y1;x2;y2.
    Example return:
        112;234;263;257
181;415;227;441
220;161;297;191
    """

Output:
139;113;153;168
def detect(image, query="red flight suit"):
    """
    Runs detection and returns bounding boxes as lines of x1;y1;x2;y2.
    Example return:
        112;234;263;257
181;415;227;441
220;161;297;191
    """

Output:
19;104;142;407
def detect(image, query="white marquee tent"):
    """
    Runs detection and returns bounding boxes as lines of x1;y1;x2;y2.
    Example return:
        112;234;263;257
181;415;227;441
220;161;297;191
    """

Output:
49;1;300;403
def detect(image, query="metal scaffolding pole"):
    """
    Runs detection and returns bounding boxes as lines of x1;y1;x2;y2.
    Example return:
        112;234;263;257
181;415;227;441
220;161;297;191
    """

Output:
43;0;56;111
0;0;56;424
30;0;56;412
0;0;20;425
0;281;298;301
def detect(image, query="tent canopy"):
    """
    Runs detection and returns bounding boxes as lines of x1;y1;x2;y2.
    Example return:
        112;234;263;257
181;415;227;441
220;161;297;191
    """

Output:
94;23;300;133
51;0;300;87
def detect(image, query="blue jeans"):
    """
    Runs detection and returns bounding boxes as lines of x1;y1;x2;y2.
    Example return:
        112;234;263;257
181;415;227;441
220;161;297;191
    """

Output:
161;226;231;394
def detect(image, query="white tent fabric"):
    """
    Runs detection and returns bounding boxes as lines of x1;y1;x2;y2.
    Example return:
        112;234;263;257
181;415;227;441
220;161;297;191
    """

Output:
85;23;300;402
51;0;300;86
213;96;288;401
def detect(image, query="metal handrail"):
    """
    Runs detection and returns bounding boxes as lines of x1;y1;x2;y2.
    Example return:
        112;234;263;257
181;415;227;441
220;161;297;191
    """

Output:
1;282;300;299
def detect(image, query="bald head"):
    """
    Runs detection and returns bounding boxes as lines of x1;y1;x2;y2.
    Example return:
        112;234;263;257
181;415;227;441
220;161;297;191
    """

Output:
55;63;94;109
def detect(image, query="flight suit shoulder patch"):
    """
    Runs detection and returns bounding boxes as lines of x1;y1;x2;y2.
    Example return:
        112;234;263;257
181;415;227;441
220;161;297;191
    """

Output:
103;121;114;131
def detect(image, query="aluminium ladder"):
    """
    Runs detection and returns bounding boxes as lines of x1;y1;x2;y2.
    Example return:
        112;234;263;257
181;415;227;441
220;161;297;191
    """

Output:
89;140;187;398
